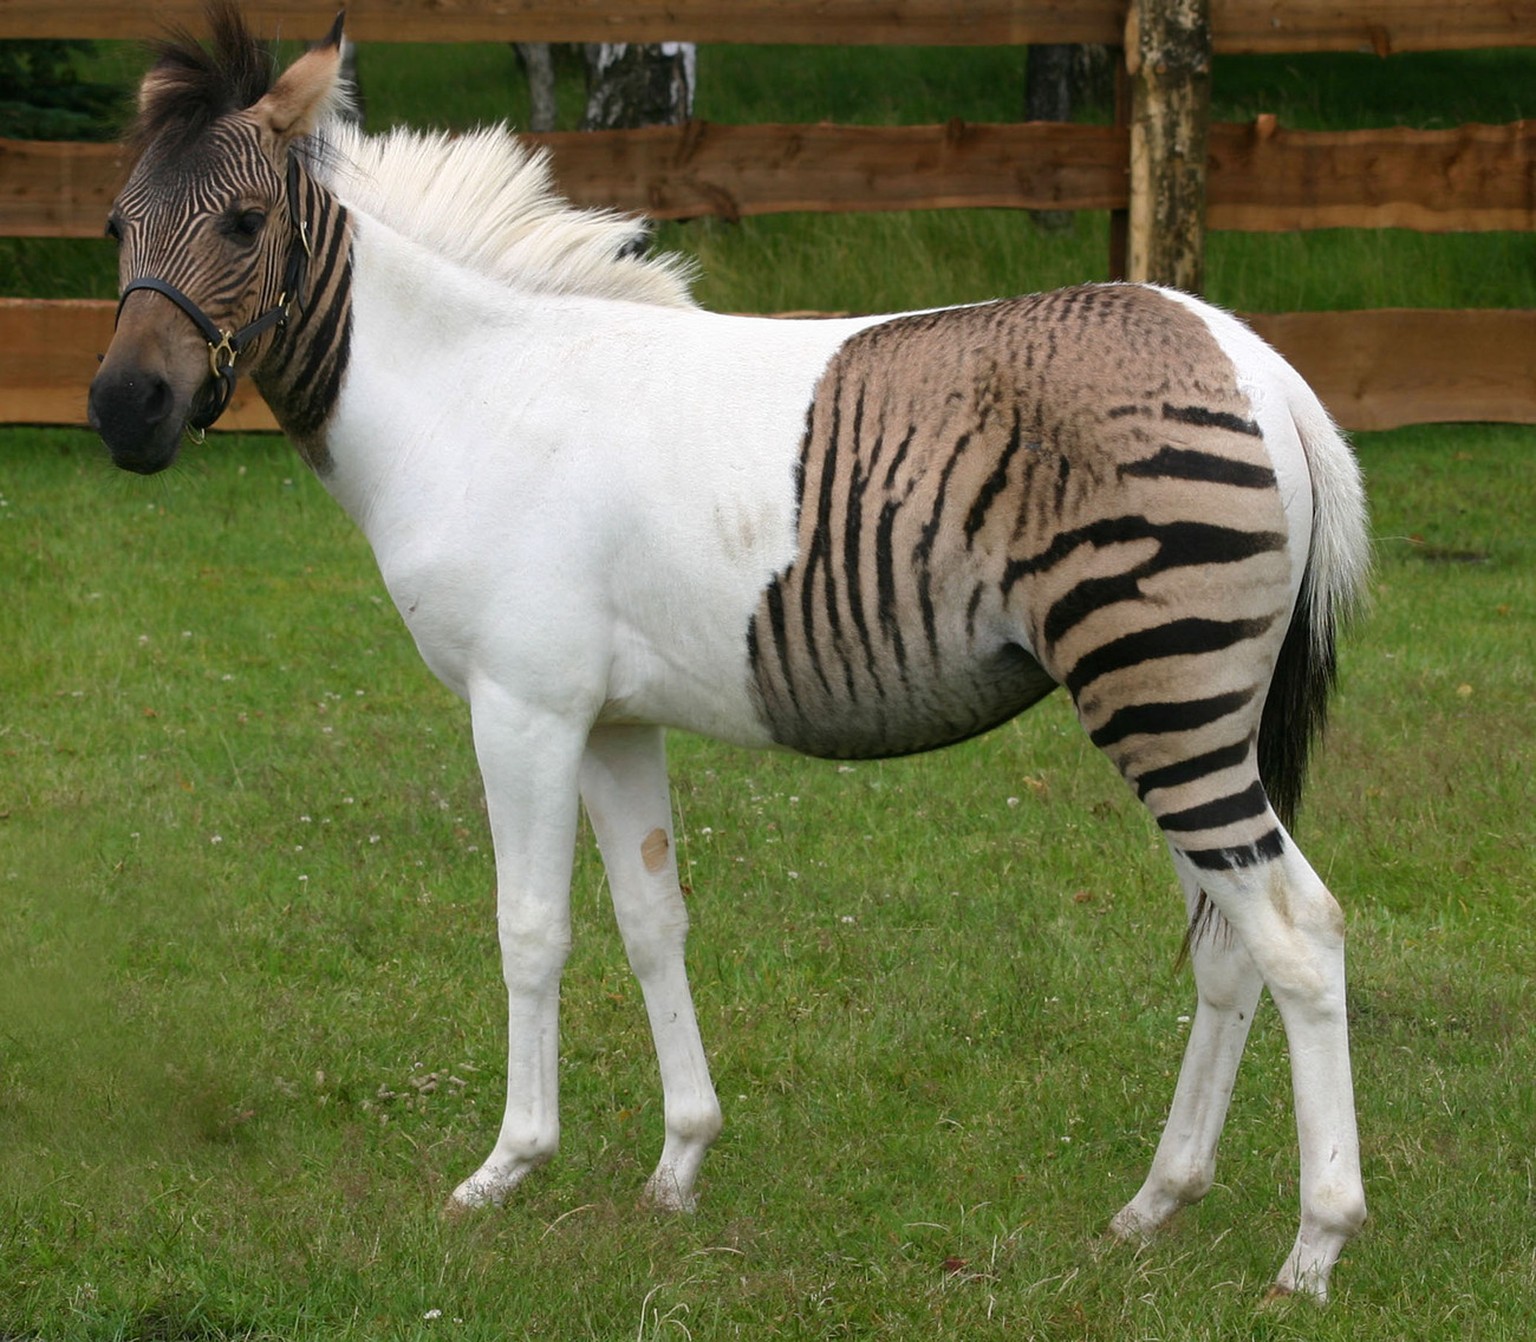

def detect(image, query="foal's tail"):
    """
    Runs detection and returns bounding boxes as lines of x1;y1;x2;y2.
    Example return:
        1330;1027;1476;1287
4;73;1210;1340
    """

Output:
1257;386;1371;829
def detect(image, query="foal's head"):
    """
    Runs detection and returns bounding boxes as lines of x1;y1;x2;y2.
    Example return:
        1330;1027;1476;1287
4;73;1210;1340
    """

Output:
90;4;345;472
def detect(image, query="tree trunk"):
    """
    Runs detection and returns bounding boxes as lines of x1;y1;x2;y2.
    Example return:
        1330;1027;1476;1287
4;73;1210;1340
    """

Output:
1024;45;1076;232
581;42;695;131
514;42;558;133
1125;0;1212;292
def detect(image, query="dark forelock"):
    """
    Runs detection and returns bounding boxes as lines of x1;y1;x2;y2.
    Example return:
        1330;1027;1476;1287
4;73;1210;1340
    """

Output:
127;0;274;161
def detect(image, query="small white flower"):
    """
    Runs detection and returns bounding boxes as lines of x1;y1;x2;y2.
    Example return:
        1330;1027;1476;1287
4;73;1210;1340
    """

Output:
423;1309;442;1321
210;834;223;845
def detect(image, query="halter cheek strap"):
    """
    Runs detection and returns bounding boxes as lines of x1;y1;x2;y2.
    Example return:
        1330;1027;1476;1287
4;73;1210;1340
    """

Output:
115;153;314;435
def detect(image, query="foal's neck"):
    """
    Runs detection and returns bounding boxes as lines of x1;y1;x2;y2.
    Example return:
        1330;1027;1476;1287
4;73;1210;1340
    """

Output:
253;178;354;475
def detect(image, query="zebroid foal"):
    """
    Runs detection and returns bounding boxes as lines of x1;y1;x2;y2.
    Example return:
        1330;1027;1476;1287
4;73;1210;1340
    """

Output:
89;4;1371;1300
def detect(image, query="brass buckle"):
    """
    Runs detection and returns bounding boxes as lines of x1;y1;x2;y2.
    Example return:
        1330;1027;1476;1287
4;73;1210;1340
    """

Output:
208;331;237;379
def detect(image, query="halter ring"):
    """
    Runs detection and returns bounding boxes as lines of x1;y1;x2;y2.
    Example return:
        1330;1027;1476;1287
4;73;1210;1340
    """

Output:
208;332;237;379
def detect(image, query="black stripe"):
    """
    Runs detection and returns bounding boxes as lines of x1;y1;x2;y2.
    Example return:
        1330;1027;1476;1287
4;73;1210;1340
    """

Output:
1010;518;1287;645
261;202;352;440
1182;827;1286;870
1053;455;1071;514
1042;570;1142;647
842;450;883;698
883;423;916;491
1063;614;1278;697
874;499;908;676
745;613;760;668
1089;686;1257;750
1156;780;1270;835
798;372;843;698
912;432;968;660
965;583;985;642
964;404;1024;547
1133;738;1252;799
1162;402;1262;437
764;581;795;704
1119;445;1277;489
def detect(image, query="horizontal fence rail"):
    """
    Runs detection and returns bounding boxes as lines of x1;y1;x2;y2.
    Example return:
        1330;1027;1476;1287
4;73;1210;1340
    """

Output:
3;0;1536;52
3;0;1535;433
9;118;1536;237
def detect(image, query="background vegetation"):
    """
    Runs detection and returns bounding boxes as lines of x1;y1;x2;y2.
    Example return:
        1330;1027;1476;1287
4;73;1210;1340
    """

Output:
1;33;1533;1341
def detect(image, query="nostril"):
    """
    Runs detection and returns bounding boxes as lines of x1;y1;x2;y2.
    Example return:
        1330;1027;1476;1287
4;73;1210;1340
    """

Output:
142;375;172;425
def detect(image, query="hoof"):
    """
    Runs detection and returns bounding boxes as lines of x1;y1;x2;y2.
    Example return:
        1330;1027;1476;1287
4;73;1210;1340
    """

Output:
445;1161;536;1214
440;1195;482;1223
1105;1206;1156;1246
639;1170;697;1214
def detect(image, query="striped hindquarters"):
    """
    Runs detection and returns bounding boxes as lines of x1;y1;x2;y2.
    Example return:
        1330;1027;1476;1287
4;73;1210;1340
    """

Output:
746;284;1307;870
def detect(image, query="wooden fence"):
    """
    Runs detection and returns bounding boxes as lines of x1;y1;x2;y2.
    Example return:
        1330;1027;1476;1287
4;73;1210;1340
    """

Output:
3;0;1535;432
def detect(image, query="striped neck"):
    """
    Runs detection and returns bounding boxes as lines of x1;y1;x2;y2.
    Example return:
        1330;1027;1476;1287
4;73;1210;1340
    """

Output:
253;161;353;474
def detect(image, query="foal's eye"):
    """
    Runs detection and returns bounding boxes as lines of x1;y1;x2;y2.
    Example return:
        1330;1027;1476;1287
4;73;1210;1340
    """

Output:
225;208;267;240
104;216;123;244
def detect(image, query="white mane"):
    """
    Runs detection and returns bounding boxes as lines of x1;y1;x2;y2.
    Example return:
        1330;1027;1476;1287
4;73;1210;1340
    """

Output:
314;119;697;310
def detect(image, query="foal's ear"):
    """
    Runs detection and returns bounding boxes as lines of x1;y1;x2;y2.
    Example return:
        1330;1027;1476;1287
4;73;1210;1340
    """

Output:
250;10;347;143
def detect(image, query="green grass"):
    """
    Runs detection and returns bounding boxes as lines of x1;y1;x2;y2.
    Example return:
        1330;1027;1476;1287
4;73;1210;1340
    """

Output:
1;423;1532;1339
3;35;1536;1342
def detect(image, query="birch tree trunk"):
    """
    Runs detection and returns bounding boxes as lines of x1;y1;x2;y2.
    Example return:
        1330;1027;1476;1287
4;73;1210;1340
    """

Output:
514;42;558;133
581;43;696;131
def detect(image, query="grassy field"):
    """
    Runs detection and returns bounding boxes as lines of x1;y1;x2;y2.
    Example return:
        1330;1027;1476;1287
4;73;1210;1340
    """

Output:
2;33;1535;1342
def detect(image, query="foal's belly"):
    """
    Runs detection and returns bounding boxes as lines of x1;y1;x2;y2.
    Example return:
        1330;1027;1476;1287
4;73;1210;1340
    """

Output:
750;637;1059;760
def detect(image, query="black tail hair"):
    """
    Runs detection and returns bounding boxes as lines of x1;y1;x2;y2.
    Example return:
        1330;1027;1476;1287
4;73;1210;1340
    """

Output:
1257;566;1339;833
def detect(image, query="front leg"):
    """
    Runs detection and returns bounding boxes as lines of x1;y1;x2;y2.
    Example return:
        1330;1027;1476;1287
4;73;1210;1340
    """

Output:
580;724;722;1211
449;689;587;1209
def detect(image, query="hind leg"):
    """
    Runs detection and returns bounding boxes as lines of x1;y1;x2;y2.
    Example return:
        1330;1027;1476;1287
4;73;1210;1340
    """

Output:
1181;835;1366;1300
1110;847;1262;1241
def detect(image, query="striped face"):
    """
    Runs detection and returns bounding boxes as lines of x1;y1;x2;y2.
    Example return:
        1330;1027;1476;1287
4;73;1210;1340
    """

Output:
111;123;289;329
90;15;354;477
91;117;293;471
747;284;1294;867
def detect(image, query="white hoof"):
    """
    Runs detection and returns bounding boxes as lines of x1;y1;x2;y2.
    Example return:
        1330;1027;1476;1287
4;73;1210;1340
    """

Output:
640;1167;697;1214
445;1159;540;1213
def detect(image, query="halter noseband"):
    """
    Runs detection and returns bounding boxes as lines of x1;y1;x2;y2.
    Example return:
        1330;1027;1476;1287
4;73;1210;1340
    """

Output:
115;152;313;436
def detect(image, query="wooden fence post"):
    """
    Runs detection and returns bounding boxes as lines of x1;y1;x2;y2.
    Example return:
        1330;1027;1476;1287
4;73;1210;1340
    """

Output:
1125;0;1212;292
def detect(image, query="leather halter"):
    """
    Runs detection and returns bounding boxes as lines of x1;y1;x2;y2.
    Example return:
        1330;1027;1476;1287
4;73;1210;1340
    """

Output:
114;152;313;434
